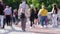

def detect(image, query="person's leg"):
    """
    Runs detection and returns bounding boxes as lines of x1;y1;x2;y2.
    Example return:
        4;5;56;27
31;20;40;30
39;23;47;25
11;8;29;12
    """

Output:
30;21;32;27
41;16;44;27
0;15;1;27
10;16;12;26
1;15;4;28
9;16;12;26
23;18;26;31
52;18;55;27
45;16;47;26
54;16;58;27
15;17;18;25
43;16;48;28
21;18;26;31
13;17;15;24
6;15;9;26
38;15;40;24
3;18;5;28
8;15;11;26
21;19;23;30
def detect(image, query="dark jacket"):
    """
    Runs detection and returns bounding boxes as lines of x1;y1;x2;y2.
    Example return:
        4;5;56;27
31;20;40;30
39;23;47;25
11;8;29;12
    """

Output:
0;4;4;15
30;9;35;21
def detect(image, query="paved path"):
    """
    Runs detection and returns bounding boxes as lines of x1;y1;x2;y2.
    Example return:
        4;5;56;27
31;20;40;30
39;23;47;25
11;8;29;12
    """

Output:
0;21;60;34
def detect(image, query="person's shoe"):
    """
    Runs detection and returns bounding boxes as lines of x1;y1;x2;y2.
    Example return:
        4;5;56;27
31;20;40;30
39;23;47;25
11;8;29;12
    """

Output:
40;26;43;28
44;25;47;28
30;27;32;29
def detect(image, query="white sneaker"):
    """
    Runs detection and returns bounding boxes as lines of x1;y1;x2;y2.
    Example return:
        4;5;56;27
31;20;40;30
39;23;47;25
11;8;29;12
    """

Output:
30;27;32;29
44;25;47;28
40;26;43;28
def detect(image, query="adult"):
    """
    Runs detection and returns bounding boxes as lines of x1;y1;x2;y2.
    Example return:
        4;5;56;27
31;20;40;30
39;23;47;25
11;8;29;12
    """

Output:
39;5;48;28
34;8;38;25
0;2;4;29
13;9;18;25
30;8;35;28
4;6;12;26
18;0;30;31
51;4;58;27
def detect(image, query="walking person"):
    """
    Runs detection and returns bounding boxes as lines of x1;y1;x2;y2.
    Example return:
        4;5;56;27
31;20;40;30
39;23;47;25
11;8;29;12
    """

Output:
51;4;58;27
18;0;29;31
30;8;35;28
38;9;41;25
4;6;12;26
33;8;38;27
13;9;18;25
39;5;48;28
0;2;4;29
9;7;13;25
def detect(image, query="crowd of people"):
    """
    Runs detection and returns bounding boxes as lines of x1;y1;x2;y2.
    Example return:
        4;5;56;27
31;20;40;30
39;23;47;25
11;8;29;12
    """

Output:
0;0;59;32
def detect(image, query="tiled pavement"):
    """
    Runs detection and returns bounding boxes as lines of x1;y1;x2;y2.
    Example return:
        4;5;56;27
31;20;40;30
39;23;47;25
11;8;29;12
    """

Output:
0;21;60;34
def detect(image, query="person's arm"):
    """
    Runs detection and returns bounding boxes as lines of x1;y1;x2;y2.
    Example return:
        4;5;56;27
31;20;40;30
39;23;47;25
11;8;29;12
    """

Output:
25;4;30;18
4;9;6;16
51;8;54;13
18;4;22;19
38;9;42;16
11;11;12;17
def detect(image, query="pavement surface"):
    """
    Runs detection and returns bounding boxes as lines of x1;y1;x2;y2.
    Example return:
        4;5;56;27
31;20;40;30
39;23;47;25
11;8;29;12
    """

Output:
0;21;60;34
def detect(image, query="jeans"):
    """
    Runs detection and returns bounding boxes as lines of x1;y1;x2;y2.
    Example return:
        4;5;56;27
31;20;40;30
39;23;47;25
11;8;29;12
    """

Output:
41;16;47;26
38;15;41;25
0;15;4;27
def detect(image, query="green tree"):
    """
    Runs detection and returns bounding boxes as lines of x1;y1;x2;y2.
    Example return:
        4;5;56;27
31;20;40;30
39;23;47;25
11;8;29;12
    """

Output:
3;0;21;9
3;0;60;11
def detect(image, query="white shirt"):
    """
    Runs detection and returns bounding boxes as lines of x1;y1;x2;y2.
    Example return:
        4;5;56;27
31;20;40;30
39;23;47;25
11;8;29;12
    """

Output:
18;1;30;18
4;8;12;15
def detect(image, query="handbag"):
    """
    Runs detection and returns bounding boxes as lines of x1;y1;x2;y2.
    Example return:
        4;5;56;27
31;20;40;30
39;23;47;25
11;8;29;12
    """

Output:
20;13;26;18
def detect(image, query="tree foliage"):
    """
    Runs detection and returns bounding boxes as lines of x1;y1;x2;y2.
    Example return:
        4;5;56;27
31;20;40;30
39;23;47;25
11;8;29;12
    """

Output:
3;0;60;12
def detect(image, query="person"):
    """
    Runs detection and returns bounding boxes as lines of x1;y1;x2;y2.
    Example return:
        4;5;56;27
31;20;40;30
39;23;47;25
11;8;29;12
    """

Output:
9;7;12;26
38;9;41;25
33;8;39;28
39;5;48;28
4;6;12;27
18;0;30;31
0;2;4;29
13;9;18;25
30;8;35;28
1;2;6;9
51;4;58;27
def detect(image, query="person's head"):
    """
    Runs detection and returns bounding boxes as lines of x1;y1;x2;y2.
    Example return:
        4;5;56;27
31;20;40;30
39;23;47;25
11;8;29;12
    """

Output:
13;9;17;12
22;0;26;2
52;4;58;14
41;5;45;9
0;1;1;4
53;4;57;9
6;6;9;8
